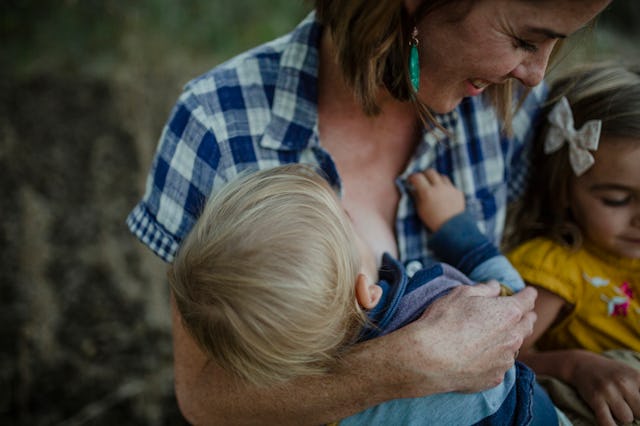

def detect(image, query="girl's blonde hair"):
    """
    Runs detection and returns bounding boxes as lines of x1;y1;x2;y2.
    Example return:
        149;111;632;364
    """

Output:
315;0;563;131
505;62;640;250
169;164;366;386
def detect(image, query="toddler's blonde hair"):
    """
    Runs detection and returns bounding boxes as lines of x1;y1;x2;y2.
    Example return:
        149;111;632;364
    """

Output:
169;164;366;386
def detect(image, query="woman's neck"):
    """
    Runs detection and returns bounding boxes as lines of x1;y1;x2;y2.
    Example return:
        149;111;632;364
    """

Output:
317;30;421;262
317;31;407;120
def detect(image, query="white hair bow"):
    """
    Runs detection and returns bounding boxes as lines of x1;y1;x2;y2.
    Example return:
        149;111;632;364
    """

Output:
544;96;602;176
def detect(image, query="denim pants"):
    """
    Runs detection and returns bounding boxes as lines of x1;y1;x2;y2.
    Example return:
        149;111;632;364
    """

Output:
341;361;552;426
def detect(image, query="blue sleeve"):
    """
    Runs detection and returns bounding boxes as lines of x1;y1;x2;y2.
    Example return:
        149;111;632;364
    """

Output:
470;257;525;292
428;211;524;291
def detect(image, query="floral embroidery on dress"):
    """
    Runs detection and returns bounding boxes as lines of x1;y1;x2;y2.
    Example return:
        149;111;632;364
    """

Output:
583;272;609;287
618;282;634;299
600;282;634;317
601;295;629;316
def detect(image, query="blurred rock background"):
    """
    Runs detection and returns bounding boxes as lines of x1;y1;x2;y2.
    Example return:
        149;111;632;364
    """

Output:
0;1;638;425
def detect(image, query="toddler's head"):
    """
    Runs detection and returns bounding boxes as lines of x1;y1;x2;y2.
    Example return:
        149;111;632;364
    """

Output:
169;164;378;386
511;62;640;258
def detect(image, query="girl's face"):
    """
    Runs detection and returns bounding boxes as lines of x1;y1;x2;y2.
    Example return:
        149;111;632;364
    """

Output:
413;0;611;113
570;138;640;259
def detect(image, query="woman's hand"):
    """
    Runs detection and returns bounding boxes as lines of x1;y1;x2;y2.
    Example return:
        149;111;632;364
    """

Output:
391;281;537;395
569;351;640;426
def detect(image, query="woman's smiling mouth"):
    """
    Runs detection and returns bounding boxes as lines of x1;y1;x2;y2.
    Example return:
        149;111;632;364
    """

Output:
469;79;491;89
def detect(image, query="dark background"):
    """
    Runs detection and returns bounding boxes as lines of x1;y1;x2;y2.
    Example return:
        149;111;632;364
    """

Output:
1;2;638;425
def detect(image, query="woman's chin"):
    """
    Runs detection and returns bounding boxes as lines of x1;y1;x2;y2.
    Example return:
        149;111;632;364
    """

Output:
424;97;464;115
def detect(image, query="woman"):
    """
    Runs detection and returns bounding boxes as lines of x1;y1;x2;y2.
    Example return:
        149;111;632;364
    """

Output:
127;0;611;423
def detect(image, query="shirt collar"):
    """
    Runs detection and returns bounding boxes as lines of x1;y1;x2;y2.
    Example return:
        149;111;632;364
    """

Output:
259;11;464;156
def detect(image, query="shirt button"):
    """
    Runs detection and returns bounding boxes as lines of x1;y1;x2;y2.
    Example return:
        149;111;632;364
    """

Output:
405;260;423;278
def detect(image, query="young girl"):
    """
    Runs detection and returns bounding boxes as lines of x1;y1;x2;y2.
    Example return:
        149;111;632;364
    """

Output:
506;63;640;426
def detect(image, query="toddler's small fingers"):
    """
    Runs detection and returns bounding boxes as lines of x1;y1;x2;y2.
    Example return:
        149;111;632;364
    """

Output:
408;172;428;190
424;168;442;184
408;172;425;183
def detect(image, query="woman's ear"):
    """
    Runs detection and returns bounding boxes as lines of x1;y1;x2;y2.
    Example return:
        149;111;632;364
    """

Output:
355;273;382;309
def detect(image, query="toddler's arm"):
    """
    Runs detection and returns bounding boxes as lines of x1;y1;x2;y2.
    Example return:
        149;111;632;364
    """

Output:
408;169;524;292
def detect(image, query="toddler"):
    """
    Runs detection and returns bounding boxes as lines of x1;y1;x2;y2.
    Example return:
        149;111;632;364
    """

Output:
170;164;556;425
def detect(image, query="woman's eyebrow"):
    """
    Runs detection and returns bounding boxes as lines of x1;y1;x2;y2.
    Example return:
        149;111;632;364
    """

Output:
524;26;567;40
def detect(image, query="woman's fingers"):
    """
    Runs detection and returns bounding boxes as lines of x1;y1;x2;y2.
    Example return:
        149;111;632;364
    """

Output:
413;282;537;392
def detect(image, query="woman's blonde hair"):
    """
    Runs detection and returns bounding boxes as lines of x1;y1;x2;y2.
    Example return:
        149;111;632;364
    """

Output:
315;0;561;131
505;62;640;251
169;164;366;386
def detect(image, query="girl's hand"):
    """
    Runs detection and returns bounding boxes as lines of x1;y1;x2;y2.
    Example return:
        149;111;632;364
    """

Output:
569;351;640;426
408;169;465;232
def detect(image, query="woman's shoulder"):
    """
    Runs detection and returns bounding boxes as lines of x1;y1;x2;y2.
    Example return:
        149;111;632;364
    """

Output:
182;11;319;102
188;36;289;91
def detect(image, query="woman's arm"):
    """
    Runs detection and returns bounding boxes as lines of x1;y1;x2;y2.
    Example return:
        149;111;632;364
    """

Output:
172;293;382;424
172;282;538;424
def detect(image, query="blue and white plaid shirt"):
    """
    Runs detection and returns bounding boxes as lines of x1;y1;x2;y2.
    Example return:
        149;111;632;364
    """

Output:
127;11;547;267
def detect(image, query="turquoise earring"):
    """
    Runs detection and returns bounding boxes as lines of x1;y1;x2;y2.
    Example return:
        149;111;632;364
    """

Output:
409;26;420;91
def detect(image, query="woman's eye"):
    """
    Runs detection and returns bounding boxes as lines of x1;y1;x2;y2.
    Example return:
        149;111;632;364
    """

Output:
515;37;538;53
601;197;631;207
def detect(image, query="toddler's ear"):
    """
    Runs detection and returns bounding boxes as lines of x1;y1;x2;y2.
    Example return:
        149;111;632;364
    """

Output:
355;273;382;309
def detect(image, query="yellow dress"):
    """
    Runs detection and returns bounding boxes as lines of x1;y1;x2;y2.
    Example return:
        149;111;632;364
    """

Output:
507;237;640;353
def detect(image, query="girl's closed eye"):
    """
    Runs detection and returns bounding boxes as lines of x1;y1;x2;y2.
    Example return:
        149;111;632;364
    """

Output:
591;185;635;207
601;195;632;207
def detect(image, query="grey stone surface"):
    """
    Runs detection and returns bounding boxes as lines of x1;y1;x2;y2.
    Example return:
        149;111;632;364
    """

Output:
1;74;187;425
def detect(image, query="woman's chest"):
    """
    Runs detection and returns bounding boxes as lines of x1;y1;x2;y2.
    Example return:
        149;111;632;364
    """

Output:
331;146;410;261
318;104;419;261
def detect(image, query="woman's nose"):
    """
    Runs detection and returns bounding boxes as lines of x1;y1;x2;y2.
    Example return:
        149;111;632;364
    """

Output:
509;46;554;87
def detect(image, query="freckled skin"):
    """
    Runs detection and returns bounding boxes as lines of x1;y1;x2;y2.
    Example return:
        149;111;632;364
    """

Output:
414;0;610;113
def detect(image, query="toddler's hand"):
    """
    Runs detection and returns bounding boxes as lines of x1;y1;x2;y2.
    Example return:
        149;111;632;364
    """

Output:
408;169;465;231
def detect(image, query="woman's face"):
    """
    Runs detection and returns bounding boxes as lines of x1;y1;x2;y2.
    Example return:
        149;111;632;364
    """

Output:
413;0;611;113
